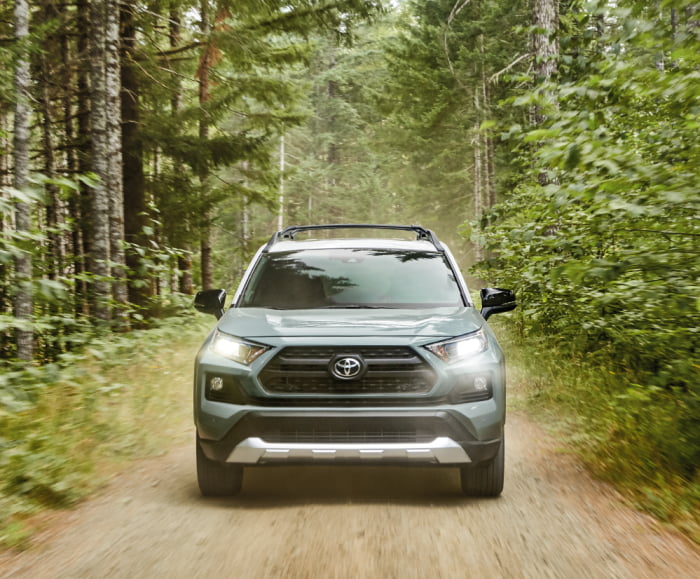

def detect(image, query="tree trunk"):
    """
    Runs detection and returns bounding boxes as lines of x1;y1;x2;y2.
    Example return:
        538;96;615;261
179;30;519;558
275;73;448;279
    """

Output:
532;0;559;186
241;194;250;281
121;1;150;309
240;160;250;281
72;0;92;316
472;90;484;261
105;0;128;328
0;112;9;359
89;0;112;323
326;41;338;209
481;70;496;209
532;0;559;87
169;1;183;114
170;0;193;295
38;26;63;283
198;0;213;290
13;0;34;361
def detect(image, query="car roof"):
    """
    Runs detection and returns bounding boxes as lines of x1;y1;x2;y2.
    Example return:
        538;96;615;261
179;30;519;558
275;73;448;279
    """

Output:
265;238;441;253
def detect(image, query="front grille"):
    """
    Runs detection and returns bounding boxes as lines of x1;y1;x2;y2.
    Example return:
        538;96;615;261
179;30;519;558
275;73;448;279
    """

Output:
262;427;436;444
259;346;436;395
244;416;448;444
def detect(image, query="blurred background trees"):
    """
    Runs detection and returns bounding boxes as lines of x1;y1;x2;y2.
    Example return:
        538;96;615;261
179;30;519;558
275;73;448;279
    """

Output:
0;0;698;540
0;0;382;360
1;0;696;390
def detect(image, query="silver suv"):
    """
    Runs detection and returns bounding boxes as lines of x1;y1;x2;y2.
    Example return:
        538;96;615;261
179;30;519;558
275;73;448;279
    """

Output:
194;225;516;496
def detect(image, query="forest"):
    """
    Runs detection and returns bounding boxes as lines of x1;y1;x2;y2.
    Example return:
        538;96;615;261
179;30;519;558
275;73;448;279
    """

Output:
0;0;698;541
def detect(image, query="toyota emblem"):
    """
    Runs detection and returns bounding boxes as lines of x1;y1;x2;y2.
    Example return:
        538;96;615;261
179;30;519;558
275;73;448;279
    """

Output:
331;356;364;380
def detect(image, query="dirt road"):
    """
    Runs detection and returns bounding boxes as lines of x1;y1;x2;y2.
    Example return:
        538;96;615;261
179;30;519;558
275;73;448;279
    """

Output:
1;413;698;578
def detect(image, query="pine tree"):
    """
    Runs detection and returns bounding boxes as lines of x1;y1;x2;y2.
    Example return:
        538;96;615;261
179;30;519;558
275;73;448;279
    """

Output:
382;0;529;252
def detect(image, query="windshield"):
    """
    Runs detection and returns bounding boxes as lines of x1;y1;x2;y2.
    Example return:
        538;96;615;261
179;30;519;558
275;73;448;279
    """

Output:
239;249;464;309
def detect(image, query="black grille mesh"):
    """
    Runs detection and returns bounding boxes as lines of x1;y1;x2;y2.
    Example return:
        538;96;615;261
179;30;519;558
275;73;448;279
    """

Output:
259;346;436;395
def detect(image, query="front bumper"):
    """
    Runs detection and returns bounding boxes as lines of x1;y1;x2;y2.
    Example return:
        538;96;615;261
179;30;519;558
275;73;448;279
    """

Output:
195;332;506;467
197;410;502;466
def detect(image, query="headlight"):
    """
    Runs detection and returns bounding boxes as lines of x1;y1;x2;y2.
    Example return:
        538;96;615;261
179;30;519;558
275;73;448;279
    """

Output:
210;330;270;365
424;329;488;363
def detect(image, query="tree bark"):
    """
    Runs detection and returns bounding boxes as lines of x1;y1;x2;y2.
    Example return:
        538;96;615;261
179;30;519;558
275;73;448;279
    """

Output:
13;0;34;361
169;0;193;295
0;112;9;358
169;1;183;114
89;0;112;323
121;1;150;309
198;0;213;290
38;0;63;283
532;0;559;186
532;0;559;87
105;0;128;327
472;68;483;259
74;0;91;316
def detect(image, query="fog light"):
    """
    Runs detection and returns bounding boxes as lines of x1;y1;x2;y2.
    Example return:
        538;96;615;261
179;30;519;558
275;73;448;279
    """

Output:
210;376;224;392
473;375;489;391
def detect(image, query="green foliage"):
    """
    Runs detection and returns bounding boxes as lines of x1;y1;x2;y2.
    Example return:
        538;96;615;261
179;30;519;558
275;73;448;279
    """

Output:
476;0;699;386
379;0;530;250
0;315;209;548
0;176;191;360
283;23;403;227
120;1;382;292
505;329;700;543
471;0;700;533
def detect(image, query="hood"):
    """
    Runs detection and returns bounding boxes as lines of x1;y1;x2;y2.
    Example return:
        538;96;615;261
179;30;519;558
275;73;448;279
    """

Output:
217;307;482;339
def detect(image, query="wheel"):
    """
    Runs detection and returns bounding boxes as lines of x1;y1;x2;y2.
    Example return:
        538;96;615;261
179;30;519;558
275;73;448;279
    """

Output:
460;438;504;497
196;435;243;497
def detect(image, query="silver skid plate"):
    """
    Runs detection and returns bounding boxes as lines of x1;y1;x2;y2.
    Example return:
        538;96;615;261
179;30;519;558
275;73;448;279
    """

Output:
227;436;470;465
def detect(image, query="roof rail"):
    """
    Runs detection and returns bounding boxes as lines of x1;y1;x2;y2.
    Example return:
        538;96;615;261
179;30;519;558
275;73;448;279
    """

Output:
263;224;444;252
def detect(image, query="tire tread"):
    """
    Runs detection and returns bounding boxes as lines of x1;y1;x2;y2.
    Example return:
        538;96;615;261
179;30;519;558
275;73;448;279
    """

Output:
460;439;504;497
196;435;243;497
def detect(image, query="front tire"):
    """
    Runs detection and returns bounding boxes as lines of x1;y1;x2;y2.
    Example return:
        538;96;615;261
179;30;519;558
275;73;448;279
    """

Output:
460;438;504;497
196;435;243;497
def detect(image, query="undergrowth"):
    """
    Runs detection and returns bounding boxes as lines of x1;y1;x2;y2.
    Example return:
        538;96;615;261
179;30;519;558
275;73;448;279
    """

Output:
498;322;700;544
0;314;211;549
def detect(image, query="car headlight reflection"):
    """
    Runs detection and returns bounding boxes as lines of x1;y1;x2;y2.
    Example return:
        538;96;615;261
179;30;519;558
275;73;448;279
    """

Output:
424;329;488;363
210;330;270;365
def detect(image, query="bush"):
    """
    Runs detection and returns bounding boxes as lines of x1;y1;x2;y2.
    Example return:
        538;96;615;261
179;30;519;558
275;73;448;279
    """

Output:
501;327;700;543
0;315;209;548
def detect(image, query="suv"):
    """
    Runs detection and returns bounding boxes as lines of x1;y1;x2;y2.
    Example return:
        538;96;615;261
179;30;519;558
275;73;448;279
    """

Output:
193;224;516;497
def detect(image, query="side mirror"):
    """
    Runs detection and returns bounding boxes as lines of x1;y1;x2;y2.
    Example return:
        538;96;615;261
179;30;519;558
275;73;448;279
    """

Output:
480;288;516;321
194;289;227;319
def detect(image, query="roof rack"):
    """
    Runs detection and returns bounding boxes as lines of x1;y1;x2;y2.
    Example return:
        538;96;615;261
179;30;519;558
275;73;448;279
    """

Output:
263;224;444;252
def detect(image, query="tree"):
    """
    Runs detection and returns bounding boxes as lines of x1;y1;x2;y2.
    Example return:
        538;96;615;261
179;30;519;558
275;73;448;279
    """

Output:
478;0;700;411
531;0;559;186
283;24;401;227
382;0;529;254
197;0;215;290
120;1;150;310
105;0;128;324
89;0;112;322
0;0;384;362
532;0;559;97
13;0;33;361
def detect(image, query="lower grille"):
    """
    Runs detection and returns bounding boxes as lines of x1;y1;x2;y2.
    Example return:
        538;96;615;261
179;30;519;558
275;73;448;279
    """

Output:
259;346;436;395
262;428;437;444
